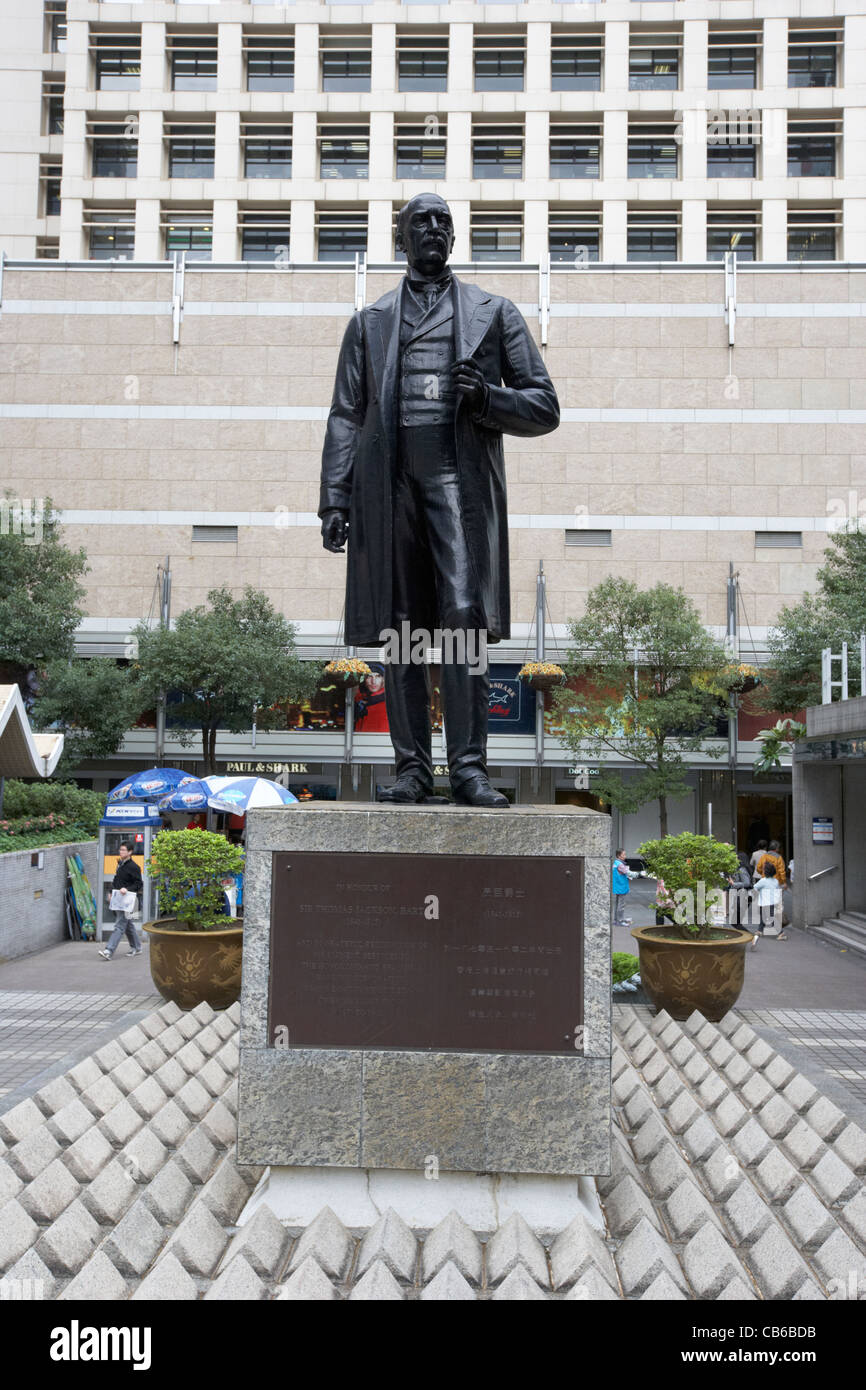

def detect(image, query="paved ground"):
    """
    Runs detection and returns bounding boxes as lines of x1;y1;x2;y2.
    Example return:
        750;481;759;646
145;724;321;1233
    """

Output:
615;880;866;1108
0;941;160;1109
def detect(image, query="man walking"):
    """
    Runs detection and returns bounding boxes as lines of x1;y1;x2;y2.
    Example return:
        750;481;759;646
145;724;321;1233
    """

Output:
319;193;559;807
98;841;143;960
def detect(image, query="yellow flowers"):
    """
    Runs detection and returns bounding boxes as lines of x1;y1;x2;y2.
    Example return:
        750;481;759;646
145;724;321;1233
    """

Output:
324;658;373;679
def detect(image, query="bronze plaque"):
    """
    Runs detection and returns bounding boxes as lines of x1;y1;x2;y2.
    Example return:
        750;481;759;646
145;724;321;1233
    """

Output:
268;852;583;1054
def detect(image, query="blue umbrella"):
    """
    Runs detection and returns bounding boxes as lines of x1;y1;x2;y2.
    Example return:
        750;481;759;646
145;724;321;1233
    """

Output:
108;768;203;803
156;778;212;813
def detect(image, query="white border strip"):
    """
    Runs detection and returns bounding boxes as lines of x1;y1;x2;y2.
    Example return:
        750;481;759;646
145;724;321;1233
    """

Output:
3;299;866;319
3;403;865;425
54;509;833;533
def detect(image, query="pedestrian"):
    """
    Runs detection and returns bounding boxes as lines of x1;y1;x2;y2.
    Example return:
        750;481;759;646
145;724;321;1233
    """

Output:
612;849;639;926
754;862;786;941
727;852;753;927
749;839;768;876
755;839;787;887
98;841;144;960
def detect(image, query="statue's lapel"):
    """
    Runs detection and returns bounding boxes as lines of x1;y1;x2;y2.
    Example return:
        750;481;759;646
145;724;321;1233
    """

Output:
367;286;402;456
454;277;495;364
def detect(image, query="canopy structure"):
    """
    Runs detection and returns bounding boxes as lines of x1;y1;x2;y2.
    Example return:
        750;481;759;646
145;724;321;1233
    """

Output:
0;684;63;779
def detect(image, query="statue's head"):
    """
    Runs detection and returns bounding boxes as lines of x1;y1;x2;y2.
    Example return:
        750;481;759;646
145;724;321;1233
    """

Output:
395;193;455;276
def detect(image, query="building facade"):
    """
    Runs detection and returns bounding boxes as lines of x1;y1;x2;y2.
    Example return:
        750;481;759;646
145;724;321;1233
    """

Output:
2;1;866;850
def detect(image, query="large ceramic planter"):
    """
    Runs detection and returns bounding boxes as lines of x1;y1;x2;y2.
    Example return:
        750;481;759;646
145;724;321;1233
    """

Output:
142;918;242;1012
630;924;753;1023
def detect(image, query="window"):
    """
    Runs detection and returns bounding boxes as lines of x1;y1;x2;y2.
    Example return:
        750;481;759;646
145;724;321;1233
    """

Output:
566;529;611;546
36;238;59;260
788;30;839;88
397;34;447;91
319;125;369;180
240;215;290;263
550;125;601;179
472;125;524;180
316;211;367;261
629;44;680;91
87;211;135;261
44;79;65;134
787;209;838;261
549;213;601;264
47;2;67;53
90;122;138;178
551;34;602;91
321;34;371;92
474;34;525;92
164;213;213;262
706;211;758;261
708;138;756;179
242;124;291;180
41;163;62;217
245;34;294;92
708;32;759;90
395;123;446;180
755;531;802;549
788;124;837;178
628;126;678;179
93;35;141;91
470;211;522;262
167;125;216;179
169;33;218;91
627;212;678;261
192;525;238;544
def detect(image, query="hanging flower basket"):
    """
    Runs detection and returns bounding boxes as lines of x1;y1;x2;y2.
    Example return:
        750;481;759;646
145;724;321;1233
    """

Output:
726;662;761;693
518;661;566;692
324;658;373;689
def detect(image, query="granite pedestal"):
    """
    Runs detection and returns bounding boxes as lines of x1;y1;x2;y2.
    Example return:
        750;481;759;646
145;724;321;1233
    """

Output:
236;804;611;1177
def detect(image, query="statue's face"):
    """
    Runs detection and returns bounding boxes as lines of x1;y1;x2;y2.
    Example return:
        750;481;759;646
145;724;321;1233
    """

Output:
398;196;454;275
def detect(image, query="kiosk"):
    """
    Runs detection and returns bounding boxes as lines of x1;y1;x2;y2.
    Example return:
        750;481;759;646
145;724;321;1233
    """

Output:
97;802;161;940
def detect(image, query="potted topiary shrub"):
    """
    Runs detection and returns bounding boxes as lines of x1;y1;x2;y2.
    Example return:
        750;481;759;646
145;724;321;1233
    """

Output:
630;832;752;1022
143;828;245;1011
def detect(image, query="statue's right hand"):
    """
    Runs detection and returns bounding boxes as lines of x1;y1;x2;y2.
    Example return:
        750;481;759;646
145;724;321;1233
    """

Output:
321;508;349;553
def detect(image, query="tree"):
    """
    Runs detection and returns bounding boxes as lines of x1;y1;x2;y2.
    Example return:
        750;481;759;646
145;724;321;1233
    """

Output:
133;586;318;774
758;528;866;714
32;658;142;775
0;496;87;687
555;578;735;837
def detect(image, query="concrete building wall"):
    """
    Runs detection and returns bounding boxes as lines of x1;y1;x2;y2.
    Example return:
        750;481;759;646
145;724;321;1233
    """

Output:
0;839;98;960
0;259;864;635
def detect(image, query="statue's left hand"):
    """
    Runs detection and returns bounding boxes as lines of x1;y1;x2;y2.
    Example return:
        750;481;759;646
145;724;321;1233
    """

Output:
451;357;488;413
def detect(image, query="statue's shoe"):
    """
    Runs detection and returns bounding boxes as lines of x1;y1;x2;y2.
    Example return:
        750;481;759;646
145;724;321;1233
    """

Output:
451;776;509;809
378;775;447;805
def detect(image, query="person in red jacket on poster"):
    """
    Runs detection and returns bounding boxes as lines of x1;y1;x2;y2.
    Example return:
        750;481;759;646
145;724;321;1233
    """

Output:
354;665;389;733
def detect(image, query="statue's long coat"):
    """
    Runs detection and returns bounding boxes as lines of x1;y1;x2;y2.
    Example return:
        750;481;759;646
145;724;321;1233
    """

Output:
319;275;560;646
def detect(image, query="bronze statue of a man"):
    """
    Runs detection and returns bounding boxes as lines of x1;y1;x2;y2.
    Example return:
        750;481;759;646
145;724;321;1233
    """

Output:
320;193;560;806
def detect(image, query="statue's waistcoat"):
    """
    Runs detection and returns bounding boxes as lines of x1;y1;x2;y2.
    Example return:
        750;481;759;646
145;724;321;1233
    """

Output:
398;283;456;429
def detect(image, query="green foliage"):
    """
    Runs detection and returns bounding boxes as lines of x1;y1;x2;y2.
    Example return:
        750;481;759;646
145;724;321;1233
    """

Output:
146;828;245;931
612;952;640;986
0;810;96;854
554;578;733;835
637;832;739;939
133;586;319;773
1;780;105;836
32;659;141;774
759;529;866;715
0;496;87;677
753;719;808;774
